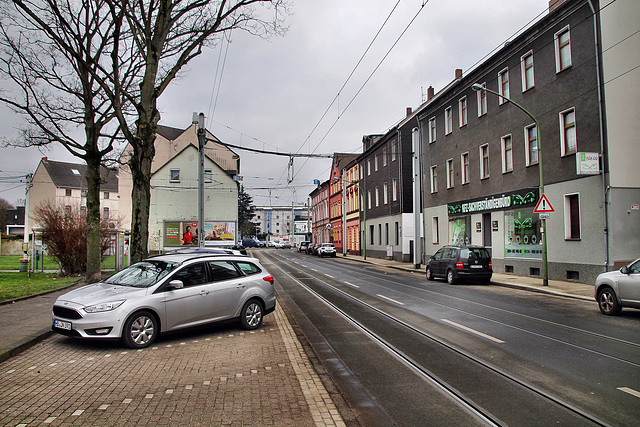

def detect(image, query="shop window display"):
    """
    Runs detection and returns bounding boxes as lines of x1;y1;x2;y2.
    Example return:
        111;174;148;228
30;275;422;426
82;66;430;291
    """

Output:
505;208;542;259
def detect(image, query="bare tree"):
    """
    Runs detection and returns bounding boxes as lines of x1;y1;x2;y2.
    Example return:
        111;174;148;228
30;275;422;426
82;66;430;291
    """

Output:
0;0;136;281
109;0;290;263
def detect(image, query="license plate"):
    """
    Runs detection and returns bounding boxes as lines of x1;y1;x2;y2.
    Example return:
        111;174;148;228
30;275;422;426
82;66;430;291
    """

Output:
470;265;484;269
54;319;72;330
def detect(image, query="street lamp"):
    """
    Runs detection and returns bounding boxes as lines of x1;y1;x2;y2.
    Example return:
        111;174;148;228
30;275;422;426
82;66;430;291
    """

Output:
471;83;548;286
333;176;366;260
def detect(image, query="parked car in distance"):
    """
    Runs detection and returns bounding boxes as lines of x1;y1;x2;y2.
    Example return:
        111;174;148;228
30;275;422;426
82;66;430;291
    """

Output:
307;243;317;255
317;243;337;258
52;252;276;349
594;257;640;315
298;242;310;252
426;245;492;284
242;239;262;248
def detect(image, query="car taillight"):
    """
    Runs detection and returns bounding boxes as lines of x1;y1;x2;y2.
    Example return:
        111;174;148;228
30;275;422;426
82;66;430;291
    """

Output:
488;261;492;269
456;261;464;269
263;275;274;285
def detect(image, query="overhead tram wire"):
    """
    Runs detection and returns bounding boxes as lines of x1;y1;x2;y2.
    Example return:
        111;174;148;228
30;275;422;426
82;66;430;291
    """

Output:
273;0;430;204
204;137;332;159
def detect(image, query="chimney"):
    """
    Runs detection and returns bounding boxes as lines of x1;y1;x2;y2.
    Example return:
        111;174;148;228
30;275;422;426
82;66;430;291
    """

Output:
455;69;463;80
549;0;566;12
406;107;412;117
427;86;435;100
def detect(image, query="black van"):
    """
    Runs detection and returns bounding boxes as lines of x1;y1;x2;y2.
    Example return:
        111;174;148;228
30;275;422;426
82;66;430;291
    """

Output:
426;246;492;284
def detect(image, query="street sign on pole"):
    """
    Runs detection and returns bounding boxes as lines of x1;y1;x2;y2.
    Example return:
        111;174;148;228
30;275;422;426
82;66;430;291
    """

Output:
534;194;555;213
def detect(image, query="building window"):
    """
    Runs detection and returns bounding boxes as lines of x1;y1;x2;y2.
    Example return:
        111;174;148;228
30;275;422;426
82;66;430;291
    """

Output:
480;144;490;179
564;193;581;240
458;96;467;127
525;124;539;166
432;217;439;244
477;82;487;116
391;140;397;161
103;192;110;199
446;159;454;189
80;206;86;217
430;165;438;194
445;107;453;135
385;223;389;245
383;147;387;166
102;207;110;219
461;152;470;185
370;225;374;245
65;189;72;197
498;68;510;104
555;26;572;72
367;159;371;176
501;135;513;173
521;51;535;91
560;108;577;156
395;222;399;246
204;169;212;183
65;205;72;215
428;117;436;143
367;191;371;209
389;179;396;202
374;155;379;172
383;182;388;205
378;224;382;245
375;186;379;207
170;169;180;182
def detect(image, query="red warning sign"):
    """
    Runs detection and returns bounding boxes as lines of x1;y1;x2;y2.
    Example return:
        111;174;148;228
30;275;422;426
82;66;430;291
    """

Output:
534;194;555;213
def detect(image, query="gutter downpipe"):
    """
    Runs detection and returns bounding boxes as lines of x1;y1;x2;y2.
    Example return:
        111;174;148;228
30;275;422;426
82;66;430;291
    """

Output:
587;0;610;272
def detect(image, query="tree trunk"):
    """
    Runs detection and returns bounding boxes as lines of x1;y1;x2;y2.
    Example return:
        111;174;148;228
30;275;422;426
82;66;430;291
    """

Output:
85;156;102;283
128;121;157;264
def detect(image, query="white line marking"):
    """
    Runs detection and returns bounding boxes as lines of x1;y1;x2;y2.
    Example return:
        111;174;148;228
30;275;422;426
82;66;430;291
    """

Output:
377;294;405;305
441;319;505;343
618;387;640;398
325;274;335;278
344;281;360;288
72;410;84;416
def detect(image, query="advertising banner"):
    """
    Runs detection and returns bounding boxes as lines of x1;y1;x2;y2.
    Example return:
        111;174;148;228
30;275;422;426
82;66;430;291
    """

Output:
163;220;236;247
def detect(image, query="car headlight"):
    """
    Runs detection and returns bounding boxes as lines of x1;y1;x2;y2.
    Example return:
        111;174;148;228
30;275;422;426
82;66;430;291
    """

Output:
83;300;125;313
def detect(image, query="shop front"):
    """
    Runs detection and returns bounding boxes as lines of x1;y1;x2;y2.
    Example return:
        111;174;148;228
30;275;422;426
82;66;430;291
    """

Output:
446;188;540;273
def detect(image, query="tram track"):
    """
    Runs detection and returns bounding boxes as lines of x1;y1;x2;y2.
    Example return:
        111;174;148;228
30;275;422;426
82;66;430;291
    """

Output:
261;250;613;426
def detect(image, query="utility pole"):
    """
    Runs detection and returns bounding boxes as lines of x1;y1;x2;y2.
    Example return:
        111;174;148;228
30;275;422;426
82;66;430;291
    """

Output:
195;112;206;248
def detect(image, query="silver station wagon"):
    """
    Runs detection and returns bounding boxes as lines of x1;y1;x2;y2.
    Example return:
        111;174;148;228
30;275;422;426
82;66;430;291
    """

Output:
52;253;276;348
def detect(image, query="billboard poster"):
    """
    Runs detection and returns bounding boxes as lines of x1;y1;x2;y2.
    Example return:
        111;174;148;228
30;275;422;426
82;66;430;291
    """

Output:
163;220;236;247
294;220;309;235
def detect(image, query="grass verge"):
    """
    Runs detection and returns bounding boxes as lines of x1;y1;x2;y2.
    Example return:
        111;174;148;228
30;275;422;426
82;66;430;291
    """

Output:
0;273;79;302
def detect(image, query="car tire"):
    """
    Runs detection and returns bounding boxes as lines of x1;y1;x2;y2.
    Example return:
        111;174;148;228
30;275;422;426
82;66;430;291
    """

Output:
122;310;158;349
239;299;264;330
597;287;621;315
446;269;456;285
426;267;433;281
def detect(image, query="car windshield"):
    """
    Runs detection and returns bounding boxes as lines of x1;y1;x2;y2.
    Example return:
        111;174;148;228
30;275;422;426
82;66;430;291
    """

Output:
104;260;178;288
460;248;490;260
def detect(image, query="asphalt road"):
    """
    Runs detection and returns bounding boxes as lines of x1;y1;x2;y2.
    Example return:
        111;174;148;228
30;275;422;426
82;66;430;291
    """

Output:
257;250;640;426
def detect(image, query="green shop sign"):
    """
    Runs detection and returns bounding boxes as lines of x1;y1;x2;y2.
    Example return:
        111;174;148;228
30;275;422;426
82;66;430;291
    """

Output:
448;188;538;216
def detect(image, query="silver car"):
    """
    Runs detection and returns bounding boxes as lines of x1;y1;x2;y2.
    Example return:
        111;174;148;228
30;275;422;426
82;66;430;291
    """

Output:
595;257;640;315
52;253;276;348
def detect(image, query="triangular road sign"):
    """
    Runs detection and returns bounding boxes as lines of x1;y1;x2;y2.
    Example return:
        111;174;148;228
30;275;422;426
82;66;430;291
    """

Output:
534;194;555;213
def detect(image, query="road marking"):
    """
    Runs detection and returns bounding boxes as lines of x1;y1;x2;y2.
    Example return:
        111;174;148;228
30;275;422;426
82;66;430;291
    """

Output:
72;410;84;416
441;319;505;343
377;294;405;305
618;387;640;398
344;281;360;288
325;274;335;278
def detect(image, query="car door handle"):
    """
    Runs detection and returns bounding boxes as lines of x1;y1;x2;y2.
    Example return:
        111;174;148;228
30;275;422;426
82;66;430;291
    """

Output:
236;283;246;289
199;290;209;295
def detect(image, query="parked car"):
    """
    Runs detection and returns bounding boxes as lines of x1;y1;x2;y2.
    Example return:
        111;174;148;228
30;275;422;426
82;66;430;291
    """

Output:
298;242;310;253
317;243;337;258
272;241;285;249
594;257;640;315
426;245;492;284
52;252;276;349
307;243;317;255
242;239;262;248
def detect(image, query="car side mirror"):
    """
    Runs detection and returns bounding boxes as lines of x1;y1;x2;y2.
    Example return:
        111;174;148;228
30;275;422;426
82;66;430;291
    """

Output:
168;280;184;290
429;255;435;260
620;266;629;275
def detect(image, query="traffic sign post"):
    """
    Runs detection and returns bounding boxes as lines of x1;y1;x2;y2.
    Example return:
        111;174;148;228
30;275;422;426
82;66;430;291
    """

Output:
534;194;555;213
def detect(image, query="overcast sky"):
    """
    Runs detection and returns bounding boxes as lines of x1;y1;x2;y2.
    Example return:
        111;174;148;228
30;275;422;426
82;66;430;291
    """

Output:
0;0;550;209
